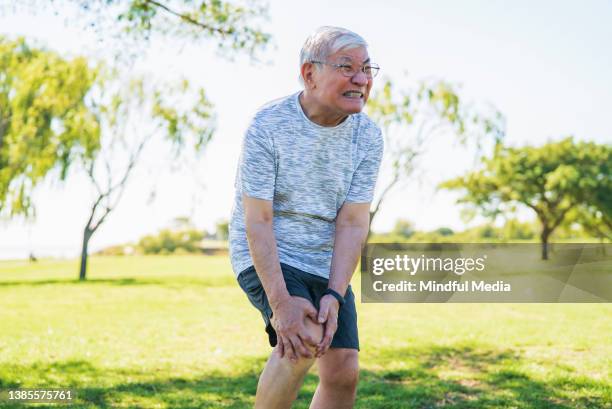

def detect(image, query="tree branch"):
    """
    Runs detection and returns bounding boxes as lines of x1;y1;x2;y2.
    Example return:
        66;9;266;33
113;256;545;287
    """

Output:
371;172;400;221
550;204;574;232
89;131;153;232
145;0;234;36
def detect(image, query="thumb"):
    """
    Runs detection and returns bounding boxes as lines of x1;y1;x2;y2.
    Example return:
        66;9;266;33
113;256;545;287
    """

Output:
318;304;328;323
306;304;318;320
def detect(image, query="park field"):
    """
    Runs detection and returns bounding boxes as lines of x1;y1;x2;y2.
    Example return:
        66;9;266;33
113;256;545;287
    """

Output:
0;255;610;408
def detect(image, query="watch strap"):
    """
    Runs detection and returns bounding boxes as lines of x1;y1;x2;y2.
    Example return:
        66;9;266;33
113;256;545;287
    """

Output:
323;288;345;306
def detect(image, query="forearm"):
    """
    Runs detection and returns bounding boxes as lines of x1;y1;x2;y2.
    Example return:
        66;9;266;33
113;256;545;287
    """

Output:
328;224;369;295
245;221;290;309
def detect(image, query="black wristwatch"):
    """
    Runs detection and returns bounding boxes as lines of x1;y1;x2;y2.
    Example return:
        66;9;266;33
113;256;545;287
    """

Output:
323;288;345;306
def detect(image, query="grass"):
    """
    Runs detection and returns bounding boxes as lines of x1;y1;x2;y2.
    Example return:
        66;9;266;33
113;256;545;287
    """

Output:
0;255;610;408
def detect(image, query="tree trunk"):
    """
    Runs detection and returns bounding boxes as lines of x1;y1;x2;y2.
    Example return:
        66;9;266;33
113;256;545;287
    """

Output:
367;210;377;242
79;227;93;281
540;228;550;260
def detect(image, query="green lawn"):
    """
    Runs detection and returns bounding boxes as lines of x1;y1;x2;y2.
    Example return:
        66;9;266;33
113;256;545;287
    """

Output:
0;255;610;408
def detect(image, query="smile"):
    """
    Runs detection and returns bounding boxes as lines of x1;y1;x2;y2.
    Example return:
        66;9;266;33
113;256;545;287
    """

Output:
342;90;364;98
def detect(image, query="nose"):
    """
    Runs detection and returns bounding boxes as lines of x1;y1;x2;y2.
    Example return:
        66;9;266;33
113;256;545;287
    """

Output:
351;70;368;86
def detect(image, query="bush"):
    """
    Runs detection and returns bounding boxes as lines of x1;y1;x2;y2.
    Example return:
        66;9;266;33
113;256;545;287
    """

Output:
137;228;205;255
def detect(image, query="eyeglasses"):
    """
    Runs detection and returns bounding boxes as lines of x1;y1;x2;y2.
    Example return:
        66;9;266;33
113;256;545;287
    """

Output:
310;60;380;78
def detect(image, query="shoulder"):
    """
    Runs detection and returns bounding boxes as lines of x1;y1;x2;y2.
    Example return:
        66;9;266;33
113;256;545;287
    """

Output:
352;111;383;145
251;93;298;126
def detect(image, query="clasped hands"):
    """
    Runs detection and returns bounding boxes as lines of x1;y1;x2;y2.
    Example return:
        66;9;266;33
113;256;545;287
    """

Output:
271;294;339;361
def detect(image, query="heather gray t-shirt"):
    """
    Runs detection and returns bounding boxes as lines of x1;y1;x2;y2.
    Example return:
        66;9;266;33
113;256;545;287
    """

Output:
229;92;383;279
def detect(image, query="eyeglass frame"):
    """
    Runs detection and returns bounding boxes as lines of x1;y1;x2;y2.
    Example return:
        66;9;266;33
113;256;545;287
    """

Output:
309;60;380;79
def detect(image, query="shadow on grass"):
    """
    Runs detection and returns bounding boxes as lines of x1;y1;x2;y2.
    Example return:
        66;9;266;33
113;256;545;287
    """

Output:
0;278;163;287
0;276;235;288
358;344;608;408
0;346;607;409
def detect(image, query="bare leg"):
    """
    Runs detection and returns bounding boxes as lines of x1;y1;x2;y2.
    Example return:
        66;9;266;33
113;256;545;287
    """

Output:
309;348;359;409
255;318;323;409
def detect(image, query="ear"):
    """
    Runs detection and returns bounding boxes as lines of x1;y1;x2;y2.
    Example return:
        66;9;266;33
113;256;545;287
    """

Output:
300;62;316;89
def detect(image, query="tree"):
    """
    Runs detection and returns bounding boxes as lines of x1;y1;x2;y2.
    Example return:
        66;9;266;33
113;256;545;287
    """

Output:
0;37;100;216
573;152;612;241
501;218;536;240
1;0;270;213
215;219;229;240
435;227;454;237
2;0;270;277
77;73;215;280
391;219;415;238
365;77;504;238
9;0;270;58
441;137;611;259
138;227;205;254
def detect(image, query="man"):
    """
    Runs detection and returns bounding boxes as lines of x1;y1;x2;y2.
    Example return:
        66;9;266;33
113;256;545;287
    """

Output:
229;26;383;409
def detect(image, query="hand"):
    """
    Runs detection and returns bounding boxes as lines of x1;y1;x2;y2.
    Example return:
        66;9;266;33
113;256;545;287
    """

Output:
271;296;319;362
315;294;340;357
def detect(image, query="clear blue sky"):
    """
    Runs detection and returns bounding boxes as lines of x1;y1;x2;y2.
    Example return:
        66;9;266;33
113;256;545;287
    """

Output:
1;0;611;258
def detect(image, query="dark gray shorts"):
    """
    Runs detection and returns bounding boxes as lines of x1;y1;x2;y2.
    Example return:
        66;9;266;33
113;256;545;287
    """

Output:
237;263;359;350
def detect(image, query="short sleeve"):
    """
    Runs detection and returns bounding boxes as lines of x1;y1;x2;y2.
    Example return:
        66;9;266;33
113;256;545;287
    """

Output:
238;120;276;200
345;129;384;203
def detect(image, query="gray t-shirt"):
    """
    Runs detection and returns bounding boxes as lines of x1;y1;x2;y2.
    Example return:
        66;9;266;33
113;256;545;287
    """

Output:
229;92;383;279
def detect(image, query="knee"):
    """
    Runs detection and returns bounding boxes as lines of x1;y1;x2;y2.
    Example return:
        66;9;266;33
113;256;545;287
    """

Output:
272;316;322;371
304;316;324;348
320;354;359;391
273;346;316;373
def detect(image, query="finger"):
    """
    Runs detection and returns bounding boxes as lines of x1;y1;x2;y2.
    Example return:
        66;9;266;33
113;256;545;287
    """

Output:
292;335;313;359
316;335;332;357
282;336;297;362
300;300;318;320
316;320;330;346
317;331;332;350
315;341;326;357
322;317;336;340
320;324;336;354
318;303;328;324
317;320;337;351
316;342;330;357
277;334;285;358
306;306;318;321
302;333;318;347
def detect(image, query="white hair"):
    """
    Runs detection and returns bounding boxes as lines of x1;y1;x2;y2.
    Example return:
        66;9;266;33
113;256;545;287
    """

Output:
299;26;368;83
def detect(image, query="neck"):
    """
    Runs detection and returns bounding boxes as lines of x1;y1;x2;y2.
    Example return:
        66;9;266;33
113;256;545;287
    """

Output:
299;91;348;127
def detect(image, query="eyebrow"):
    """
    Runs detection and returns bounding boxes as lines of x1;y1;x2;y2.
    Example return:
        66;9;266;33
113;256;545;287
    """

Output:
337;56;371;64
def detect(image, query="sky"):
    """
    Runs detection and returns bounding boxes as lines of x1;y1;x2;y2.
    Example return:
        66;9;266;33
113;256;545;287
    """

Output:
0;0;611;259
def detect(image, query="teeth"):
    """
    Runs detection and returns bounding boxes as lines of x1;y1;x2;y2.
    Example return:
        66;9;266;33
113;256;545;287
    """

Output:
344;91;362;97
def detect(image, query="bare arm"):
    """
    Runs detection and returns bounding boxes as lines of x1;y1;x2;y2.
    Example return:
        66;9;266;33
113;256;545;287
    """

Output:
243;194;319;360
243;195;288;307
316;202;370;356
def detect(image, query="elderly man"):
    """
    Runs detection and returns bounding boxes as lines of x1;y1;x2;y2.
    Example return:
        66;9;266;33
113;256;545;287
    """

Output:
229;26;383;409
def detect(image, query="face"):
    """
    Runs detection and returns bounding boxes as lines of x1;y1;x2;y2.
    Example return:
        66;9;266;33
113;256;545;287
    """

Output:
302;46;373;118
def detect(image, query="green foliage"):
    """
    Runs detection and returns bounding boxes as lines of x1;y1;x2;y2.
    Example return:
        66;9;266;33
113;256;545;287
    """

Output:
563;204;612;241
0;37;216;278
95;243;136;256
215;219;229;240
137;227;204;254
364;77;505;235
434;226;454;236
391;219;415;238
0;37;100;216
372;219;539;243
47;0;271;57
500;218;536;240
441;137;612;252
